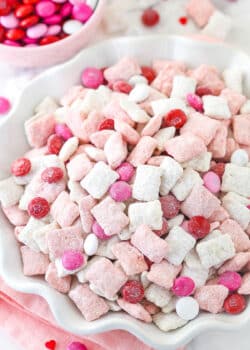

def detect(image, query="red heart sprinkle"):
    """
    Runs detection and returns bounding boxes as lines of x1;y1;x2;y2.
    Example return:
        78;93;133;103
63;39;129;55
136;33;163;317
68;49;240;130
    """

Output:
179;16;188;25
45;340;56;350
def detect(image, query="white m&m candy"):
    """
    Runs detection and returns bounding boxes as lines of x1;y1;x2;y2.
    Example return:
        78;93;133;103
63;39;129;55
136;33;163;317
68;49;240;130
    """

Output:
176;297;199;321
63;19;83;35
84;233;99;256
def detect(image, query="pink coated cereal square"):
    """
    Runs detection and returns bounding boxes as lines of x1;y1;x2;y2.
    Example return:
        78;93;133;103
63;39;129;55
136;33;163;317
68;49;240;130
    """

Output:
151;66;185;96
45;262;71;293
90;130;115;149
209;206;229;223
181;112;220;145
238;273;250;295
141;115;163;138
104;132;128;169
139;87;166;115
65;111;88;142
131;224;168;263
114;119;140;145
91;196;129;236
165;133;207;163
104;57;141;83
117;298;152;323
220;89;246;115
147;260;182;289
60;85;86;106
66;153;93;182
194;285;228;313
127;136;157;167
25;113;56;148
51;191;79;227
47;225;84;259
111;241;148;275
181;184;220;218
220;219;250;253
152;60;186;75
69;284;109;321
233;115;250;146
186;0;215;27
79;195;97;234
85;257;128;299
20;246;50;276
103;99;134;127
208;123;228;158
78;111;104;143
190;64;225;96
218;252;250;274
2;205;29;226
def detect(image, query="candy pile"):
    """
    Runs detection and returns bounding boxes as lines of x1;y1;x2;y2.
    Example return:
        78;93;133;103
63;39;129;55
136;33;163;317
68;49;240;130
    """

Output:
1;56;250;332
0;0;96;47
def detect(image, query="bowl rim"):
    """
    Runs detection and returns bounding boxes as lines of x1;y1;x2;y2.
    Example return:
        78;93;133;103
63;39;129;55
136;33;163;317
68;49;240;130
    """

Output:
1;34;250;350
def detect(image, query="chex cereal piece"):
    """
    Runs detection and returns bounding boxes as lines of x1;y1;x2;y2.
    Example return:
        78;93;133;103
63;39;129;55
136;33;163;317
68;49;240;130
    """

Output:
0;177;24;208
238;273;250;295
223;68;243;94
33;221;59;254
147;260;182;289
181;184;220;218
51;191;79;227
152;60;186;74
190;64;225;96
76;256;101;283
128;200;163;231
220;89;246;115
151;65;186;96
203;96;231;120
103;99;134;127
82;145;107;163
182;151;212;172
79;195;97;234
208;123;228;159
165;226;196;266
45;262;71;293
21;245;49;276
141;115;162;137
60;85;85;106
202;11;232;40
145;284;172;308
165;133;206;163
167;214;184;230
59;137;79;162
181;112;220;146
233;115;250;146
66;154;93;181
111;242;147;275
90;130;115;149
91;196;129;236
120;97;150;123
69;284;109;321
114;119;140;145
18;217;46;251
104;132;128;169
2;205;29;226
196;234;235;268
172;168;203;201
68;180;88;204
117;298;152;323
96;236;119;260
153;312;187;332
132;165;162;201
151;98;187;118
209;206;229;223
34;96;59;114
171;75;196;99
127;136;157;167
241;100;250;114
181;263;209;289
131;224;168;263
47;225;83;259
221;163;250;197
153;127;176;152
81;161;119;199
104;57;141;83
25;113;56;148
85;257;127;299
220;219;250;253
141;300;160;315
160;156;183;195
77;111;104;143
186;0;215;27
218;252;250;274
222;193;250;230
194;285;228;314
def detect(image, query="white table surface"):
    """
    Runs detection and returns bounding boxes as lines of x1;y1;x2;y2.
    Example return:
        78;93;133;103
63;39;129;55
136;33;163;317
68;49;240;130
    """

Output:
1;0;250;349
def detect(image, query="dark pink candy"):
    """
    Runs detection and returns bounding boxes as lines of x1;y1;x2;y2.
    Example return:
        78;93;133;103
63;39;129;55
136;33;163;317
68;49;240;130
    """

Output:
44;14;62;25
92;221;110;240
61;2;73;17
172;276;195;296
0;97;11;114
4;39;21;46
218;271;242;291
67;342;88;350
23;37;37;44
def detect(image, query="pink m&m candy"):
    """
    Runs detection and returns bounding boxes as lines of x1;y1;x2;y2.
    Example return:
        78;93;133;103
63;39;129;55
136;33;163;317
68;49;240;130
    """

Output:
60;2;73;17
27;23;48;39
0;97;11;114
0;13;19;29
172;276;195;297
203;171;221;194
218;271;242;292
62;250;84;270
47;24;61;35
92;221;110;240
36;1;56;18
186;93;203;113
116;162;134;182
44;14;62;25
72;3;93;22
81;67;104;89
67;342;87;350
109;181;132;202
55;123;73;140
3;39;21;46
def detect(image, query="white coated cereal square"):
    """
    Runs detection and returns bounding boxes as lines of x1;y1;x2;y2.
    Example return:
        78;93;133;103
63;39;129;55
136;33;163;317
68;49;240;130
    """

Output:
167;214;184;230
18;217;47;252
202;11;232;40
172;168;203;201
96;236;120;260
151;97;188;117
154;127;176;152
59;137;79;162
222;193;250;230
165;226;196;265
223;68;243;94
132;165;162;201
34;96;59;114
0;177;24;208
128;200;163;231
119;96;150;123
145;284;172;307
171;75;197;99
203;95;231;119
81;161;119;199
196;234;235;268
32;221;59;254
182;152;212;172
153;312;187;332
160;156;183;196
221;163;250;198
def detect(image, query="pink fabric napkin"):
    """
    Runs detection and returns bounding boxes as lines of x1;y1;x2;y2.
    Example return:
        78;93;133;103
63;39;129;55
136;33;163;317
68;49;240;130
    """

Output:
0;277;186;350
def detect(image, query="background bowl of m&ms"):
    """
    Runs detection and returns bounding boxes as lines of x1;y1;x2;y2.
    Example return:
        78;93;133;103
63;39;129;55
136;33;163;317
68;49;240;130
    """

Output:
0;0;105;67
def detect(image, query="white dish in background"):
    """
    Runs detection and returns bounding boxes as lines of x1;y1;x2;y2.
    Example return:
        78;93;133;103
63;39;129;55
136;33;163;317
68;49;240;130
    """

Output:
1;35;250;350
